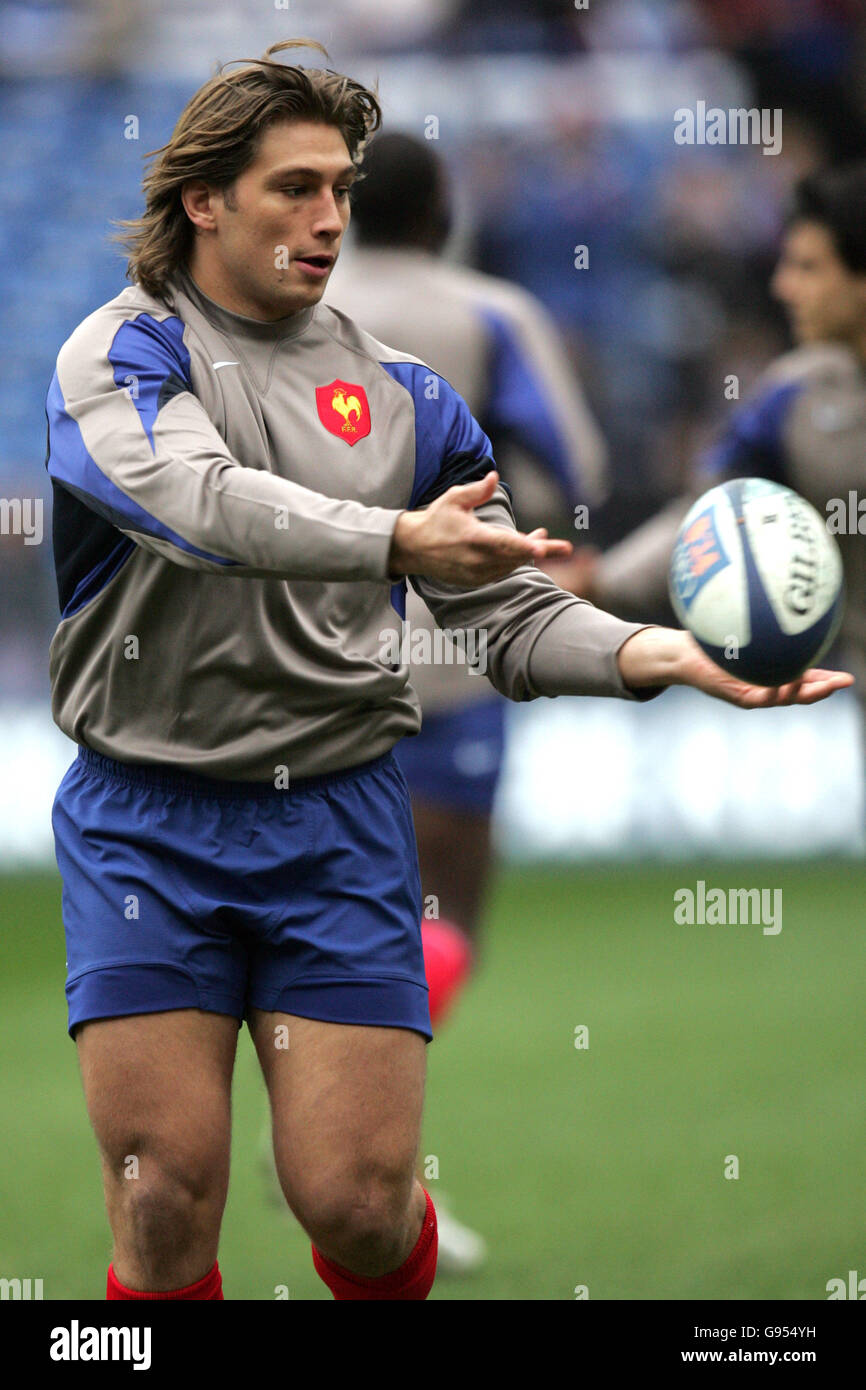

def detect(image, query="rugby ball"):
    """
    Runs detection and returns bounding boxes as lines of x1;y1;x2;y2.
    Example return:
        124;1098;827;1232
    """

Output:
668;478;844;687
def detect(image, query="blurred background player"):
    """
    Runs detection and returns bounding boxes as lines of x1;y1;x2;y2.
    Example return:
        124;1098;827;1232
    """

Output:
572;164;866;731
324;132;611;1270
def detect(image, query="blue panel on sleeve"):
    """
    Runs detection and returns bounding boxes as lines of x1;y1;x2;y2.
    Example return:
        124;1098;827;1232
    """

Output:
390;579;406;619
479;307;582;506
379;361;496;509
107;313;192;451
45;371;238;567
699;379;803;485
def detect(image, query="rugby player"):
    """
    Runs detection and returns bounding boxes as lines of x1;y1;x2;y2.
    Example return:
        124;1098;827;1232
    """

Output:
574;164;866;717
46;42;853;1301
325;131;610;1270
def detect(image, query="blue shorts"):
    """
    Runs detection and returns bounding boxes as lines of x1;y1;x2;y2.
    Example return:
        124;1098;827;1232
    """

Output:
52;745;431;1042
395;698;507;816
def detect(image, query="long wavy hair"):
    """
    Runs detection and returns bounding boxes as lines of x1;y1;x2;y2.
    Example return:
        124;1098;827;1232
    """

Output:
114;39;382;298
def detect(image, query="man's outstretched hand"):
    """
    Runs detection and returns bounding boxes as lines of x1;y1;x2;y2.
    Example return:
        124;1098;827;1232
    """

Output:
389;470;573;586
618;627;854;707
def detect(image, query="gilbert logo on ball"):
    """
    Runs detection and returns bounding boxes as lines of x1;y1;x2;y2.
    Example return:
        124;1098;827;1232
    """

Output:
668;478;844;687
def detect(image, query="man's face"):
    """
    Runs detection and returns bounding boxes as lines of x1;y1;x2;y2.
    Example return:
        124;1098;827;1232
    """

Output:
186;119;356;320
771;220;866;347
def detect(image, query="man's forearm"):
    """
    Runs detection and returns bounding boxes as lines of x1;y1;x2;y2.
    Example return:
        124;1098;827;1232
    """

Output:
616;626;689;688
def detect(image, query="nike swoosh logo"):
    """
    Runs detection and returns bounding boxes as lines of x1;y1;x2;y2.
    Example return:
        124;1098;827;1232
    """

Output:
212;361;240;370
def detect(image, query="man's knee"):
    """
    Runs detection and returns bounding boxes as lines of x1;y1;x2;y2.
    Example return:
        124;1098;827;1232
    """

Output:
297;1166;417;1271
104;1147;228;1259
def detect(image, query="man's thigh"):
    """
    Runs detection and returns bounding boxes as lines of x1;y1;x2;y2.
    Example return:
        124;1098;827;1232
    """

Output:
249;1011;426;1206
76;1008;239;1182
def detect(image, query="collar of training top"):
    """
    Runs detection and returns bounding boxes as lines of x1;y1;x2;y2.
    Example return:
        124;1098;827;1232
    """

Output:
172;267;318;344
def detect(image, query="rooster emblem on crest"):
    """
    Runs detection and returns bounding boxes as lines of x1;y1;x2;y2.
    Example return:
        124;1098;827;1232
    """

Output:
331;387;363;433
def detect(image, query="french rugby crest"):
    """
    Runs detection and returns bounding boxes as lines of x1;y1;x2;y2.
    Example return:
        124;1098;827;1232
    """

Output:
315;379;371;446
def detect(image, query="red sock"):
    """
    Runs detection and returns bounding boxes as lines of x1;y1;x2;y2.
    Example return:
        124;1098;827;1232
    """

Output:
107;1261;224;1300
422;918;473;1027
312;1188;437;1300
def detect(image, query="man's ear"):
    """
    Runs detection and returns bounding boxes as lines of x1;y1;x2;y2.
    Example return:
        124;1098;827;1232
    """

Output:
181;180;219;233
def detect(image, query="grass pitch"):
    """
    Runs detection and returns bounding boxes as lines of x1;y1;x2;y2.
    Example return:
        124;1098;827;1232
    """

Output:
1;861;863;1300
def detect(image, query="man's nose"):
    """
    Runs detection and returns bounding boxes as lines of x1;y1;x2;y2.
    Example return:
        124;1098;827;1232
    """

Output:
311;190;345;237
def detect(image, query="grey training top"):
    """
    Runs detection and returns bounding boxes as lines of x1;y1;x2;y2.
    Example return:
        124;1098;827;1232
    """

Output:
45;266;657;781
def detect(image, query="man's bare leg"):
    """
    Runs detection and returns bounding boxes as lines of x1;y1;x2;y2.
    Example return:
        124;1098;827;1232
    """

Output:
250;1010;427;1277
76;1009;238;1291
